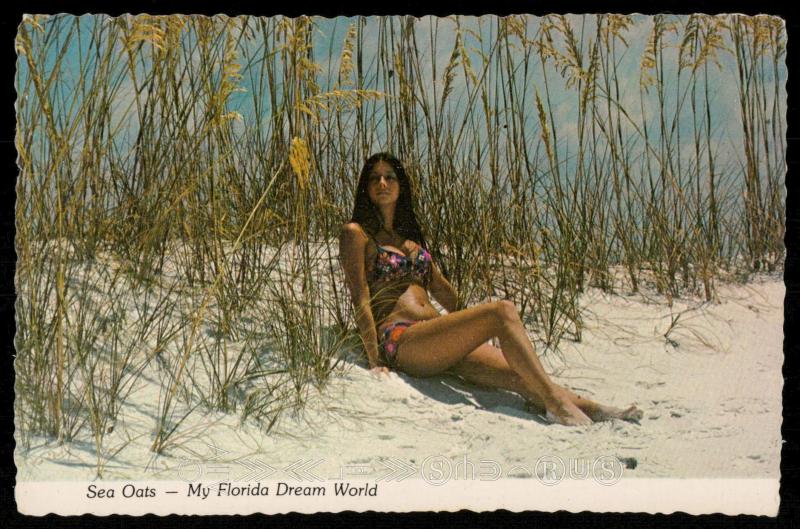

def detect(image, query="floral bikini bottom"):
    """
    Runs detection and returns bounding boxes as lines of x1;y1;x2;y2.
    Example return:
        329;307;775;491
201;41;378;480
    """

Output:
379;320;418;368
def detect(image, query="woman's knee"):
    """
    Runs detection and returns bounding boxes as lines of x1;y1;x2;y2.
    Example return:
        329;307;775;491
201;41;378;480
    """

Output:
489;299;521;329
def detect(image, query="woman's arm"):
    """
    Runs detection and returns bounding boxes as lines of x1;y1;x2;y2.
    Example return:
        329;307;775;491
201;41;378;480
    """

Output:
339;223;382;368
429;263;461;313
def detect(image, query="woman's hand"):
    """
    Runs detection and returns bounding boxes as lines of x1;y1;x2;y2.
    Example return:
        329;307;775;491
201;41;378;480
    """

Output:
370;366;390;377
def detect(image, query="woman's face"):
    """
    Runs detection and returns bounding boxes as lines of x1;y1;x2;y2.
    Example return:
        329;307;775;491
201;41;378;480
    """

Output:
367;161;400;207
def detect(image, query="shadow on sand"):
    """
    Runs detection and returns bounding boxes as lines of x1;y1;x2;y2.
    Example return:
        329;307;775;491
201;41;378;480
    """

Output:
338;343;549;425
396;372;550;425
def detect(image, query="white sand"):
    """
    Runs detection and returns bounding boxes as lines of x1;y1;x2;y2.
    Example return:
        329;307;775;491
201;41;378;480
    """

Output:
14;250;783;482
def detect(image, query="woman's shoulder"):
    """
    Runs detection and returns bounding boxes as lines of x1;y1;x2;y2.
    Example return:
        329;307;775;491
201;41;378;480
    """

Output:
341;221;368;238
340;222;371;250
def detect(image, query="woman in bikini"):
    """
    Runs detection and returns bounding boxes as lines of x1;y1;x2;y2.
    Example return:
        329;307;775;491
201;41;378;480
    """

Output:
339;152;643;426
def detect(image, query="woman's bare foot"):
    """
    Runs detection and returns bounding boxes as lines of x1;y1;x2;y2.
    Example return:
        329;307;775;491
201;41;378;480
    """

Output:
589;404;644;423
543;388;593;426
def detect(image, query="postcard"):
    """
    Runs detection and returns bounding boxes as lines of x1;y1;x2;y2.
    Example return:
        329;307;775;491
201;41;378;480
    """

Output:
13;12;784;516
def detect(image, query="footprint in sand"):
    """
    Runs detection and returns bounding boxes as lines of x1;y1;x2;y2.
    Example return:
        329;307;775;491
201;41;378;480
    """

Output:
377;434;394;440
663;403;690;418
611;423;632;436
636;381;666;389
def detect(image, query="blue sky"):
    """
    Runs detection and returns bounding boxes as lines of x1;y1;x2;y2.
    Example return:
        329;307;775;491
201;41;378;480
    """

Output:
17;13;788;184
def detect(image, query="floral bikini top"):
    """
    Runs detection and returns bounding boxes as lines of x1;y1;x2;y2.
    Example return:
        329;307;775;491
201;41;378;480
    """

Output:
369;243;433;288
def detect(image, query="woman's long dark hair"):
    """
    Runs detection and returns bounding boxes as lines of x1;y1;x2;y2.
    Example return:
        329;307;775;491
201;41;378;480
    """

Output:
349;152;428;249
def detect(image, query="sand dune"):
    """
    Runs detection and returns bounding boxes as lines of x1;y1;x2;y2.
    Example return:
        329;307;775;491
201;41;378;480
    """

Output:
15;268;783;482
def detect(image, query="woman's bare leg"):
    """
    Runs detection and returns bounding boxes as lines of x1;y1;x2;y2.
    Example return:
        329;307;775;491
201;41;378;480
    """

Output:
449;343;643;422
394;300;592;426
